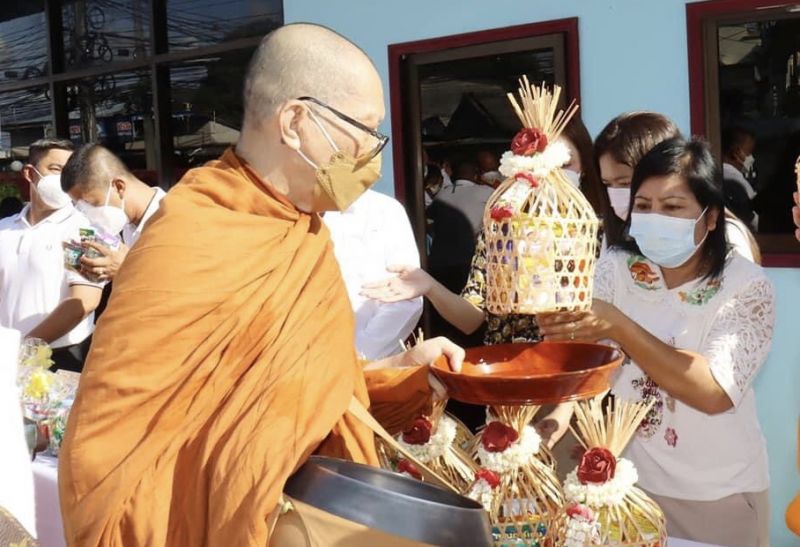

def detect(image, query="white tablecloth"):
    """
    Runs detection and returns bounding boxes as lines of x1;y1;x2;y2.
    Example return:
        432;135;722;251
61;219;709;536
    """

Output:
32;454;66;547
28;454;723;547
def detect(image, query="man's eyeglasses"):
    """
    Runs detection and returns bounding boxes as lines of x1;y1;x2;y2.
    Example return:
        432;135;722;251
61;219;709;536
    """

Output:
297;96;389;162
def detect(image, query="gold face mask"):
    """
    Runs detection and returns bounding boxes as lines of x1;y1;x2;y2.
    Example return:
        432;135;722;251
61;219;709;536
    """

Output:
313;152;382;211
297;109;383;212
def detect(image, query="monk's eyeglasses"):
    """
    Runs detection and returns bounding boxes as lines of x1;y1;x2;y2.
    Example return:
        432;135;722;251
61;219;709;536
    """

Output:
297;96;389;161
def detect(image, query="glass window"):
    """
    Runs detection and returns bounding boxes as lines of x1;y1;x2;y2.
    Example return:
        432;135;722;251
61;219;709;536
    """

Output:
63;70;154;171
0;86;53;164
717;17;800;236
167;49;252;170
167;0;282;50
62;0;151;70
0;2;48;84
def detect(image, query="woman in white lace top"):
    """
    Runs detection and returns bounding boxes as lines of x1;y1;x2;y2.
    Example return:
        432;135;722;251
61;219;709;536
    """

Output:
539;138;775;547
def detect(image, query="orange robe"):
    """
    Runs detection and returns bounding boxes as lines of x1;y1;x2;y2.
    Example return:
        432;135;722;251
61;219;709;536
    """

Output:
58;149;431;547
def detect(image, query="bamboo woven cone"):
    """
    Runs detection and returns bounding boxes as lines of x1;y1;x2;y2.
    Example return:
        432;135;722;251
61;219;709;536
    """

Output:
485;79;599;315
563;394;667;546
467;405;566;546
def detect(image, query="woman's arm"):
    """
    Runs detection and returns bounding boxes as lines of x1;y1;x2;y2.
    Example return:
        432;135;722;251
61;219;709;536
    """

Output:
538;300;733;415
360;266;485;335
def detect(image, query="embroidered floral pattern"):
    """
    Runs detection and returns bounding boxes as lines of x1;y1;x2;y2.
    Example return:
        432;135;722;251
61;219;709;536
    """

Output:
664;427;678;448
678;278;723;306
631;376;663;438
626;255;660;290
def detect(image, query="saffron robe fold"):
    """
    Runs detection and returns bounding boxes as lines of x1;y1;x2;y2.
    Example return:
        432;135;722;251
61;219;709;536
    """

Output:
59;149;431;547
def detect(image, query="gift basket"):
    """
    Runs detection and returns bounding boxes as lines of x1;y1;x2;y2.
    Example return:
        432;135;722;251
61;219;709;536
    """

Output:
562;395;666;546
379;401;478;493
484;77;599;315
465;404;564;546
17;338;79;456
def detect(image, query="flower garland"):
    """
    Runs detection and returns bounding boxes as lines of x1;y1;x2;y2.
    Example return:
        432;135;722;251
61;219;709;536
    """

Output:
467;468;501;511
476;421;541;474
396;415;458;464
564;454;638;507
564;503;602;547
498;140;571;180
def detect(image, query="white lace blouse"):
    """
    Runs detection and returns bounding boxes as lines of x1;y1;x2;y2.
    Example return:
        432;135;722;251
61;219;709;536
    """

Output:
595;249;775;500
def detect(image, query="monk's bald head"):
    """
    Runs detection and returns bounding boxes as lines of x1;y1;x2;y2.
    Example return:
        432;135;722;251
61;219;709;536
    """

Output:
243;23;379;123
61;143;131;194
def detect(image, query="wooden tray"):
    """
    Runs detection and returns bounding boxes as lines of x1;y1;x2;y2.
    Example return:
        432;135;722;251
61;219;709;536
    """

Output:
431;342;623;406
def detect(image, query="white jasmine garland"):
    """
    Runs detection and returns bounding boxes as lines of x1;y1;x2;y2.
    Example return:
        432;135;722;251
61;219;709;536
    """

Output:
498;140;572;179
564;517;601;547
467;478;496;512
563;457;638;507
396;416;457;464
476;425;541;473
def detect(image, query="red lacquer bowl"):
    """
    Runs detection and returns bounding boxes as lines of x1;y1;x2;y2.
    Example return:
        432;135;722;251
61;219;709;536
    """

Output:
431;342;624;406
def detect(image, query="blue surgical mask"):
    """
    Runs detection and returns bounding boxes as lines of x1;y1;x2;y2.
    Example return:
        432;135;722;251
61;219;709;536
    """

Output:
629;208;708;268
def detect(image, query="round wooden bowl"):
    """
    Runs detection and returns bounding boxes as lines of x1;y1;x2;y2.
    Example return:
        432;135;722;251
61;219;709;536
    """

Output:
431;342;624;406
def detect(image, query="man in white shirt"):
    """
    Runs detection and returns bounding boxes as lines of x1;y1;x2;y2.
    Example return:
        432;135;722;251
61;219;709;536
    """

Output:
60;143;167;282
0;139;103;371
323;189;423;360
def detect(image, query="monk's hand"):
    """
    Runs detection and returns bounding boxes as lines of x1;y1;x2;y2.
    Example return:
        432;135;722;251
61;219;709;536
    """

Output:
403;336;464;373
537;300;619;343
360;265;434;303
80;241;129;282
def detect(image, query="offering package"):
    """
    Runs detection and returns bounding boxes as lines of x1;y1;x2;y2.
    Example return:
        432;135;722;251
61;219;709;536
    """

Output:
63;226;121;281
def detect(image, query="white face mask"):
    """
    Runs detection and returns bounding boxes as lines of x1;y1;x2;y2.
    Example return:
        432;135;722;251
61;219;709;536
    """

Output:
629;208;708;269
607;187;631;220
32;169;70;210
563;169;581;190
79;183;130;236
742;154;755;175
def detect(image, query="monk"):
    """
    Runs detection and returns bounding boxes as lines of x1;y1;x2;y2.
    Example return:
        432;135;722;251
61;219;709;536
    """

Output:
59;23;463;547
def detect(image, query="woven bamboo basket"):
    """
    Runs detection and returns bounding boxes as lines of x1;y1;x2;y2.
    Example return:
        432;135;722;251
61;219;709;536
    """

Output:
562;395;667;546
466;405;565;546
378;401;478;493
484;78;599;315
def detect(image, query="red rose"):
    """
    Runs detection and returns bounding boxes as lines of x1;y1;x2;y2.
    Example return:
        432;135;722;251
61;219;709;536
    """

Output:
476;468;501;489
481;421;519;453
514;172;539;187
577;447;617;484
511;128;548;156
566;502;595;522
490;205;514;221
402;417;433;445
397;459;422;480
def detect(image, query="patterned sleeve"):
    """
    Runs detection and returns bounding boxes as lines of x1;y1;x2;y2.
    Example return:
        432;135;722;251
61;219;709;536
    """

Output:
592;251;617;304
703;277;775;407
460;228;487;310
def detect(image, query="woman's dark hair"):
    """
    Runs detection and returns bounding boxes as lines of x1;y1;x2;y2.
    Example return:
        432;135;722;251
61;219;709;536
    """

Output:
561;115;604;214
617;137;728;280
594;112;681;246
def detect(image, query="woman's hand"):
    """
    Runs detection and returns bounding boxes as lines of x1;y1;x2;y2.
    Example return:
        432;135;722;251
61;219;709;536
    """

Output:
360;265;434;303
537;300;621;342
534;403;574;449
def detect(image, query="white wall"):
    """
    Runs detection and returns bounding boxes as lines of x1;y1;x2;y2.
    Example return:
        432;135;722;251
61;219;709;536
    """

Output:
285;1;800;544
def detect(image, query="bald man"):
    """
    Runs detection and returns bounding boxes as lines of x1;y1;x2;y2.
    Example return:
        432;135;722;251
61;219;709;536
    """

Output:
61;144;166;282
59;23;462;547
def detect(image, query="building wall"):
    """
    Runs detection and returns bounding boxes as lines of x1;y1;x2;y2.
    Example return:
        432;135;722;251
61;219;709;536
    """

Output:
285;1;800;544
